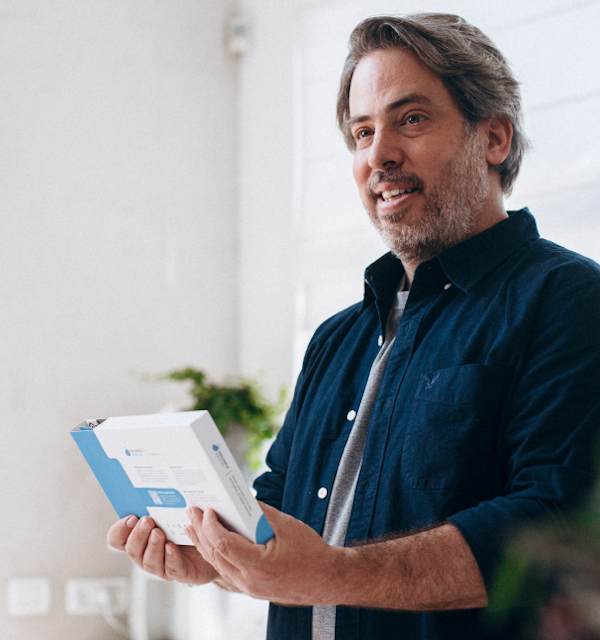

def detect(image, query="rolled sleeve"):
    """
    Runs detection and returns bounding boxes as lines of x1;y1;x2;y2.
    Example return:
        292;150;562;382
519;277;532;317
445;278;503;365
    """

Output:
451;275;600;585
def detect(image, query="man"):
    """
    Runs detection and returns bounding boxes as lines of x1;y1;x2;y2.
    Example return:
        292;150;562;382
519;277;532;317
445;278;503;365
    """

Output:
108;14;600;640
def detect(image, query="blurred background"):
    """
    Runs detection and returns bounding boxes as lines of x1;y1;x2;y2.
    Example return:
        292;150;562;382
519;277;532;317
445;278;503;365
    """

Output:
1;0;599;638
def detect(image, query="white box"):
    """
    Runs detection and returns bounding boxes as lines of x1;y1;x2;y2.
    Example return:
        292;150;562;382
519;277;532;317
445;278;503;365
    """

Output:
71;411;273;545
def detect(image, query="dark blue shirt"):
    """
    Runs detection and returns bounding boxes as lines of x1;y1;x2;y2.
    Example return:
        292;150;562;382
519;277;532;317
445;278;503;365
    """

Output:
254;209;600;640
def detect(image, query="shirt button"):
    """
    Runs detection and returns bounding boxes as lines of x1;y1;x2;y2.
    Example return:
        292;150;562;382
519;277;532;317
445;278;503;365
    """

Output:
444;283;452;290
347;410;357;421
378;335;383;346
318;487;328;499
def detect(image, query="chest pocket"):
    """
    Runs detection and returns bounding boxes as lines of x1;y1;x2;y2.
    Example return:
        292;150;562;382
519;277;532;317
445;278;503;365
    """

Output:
401;364;504;490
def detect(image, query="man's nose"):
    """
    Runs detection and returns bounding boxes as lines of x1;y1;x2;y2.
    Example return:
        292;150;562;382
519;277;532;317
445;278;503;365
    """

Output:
368;132;404;171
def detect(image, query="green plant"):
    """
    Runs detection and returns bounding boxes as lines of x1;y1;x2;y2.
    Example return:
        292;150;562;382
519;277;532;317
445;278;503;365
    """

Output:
166;367;287;470
487;484;600;638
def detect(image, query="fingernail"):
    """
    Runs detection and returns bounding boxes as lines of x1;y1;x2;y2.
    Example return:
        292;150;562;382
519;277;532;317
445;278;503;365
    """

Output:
186;506;195;520
150;529;160;543
126;516;137;529
139;518;150;532
165;544;174;556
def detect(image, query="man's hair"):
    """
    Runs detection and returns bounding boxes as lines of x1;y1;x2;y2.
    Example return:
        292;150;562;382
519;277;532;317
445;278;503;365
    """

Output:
337;14;529;195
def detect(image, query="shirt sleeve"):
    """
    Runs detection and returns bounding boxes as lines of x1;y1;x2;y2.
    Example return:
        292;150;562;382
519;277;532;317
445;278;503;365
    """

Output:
253;329;327;510
253;303;362;510
252;387;300;511
449;270;600;585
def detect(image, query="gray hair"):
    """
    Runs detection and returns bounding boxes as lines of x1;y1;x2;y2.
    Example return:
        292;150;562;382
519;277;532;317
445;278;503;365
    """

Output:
337;14;529;195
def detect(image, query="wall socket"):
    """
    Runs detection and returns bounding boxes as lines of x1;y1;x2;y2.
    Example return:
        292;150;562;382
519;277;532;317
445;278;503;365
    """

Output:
65;578;129;615
7;578;51;616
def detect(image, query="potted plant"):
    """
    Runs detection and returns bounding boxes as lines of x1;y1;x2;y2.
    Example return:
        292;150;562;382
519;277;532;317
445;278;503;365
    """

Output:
166;367;287;474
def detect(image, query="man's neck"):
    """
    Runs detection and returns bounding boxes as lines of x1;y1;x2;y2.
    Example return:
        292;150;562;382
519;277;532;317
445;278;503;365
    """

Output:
402;201;509;288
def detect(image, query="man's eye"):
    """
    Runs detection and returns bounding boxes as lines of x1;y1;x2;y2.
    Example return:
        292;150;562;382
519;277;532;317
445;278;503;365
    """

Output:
354;129;371;140
406;114;424;125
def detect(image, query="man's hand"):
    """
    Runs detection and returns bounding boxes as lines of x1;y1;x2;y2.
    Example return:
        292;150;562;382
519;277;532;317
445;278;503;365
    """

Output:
107;515;219;585
184;503;488;611
184;503;343;605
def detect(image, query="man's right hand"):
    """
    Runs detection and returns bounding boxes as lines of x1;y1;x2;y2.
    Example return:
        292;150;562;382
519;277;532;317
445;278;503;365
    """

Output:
107;515;219;585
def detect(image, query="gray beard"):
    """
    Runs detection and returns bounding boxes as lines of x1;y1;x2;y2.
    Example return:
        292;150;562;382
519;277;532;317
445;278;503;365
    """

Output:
370;127;490;264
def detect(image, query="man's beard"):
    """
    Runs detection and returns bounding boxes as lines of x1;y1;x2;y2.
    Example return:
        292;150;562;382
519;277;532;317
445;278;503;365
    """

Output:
367;125;489;264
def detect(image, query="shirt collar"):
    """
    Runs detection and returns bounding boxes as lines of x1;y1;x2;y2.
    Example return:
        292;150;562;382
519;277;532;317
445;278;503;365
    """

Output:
434;208;539;293
363;208;540;306
363;252;406;309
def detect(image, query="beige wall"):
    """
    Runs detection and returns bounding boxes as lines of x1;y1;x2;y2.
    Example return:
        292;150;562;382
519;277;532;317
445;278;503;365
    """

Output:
0;1;238;638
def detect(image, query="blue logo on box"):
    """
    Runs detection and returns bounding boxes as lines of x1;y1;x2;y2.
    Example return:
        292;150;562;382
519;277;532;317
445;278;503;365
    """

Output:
212;445;229;469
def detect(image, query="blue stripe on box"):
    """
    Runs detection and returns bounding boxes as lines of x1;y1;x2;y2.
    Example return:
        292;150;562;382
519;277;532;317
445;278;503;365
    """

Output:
72;428;150;518
255;513;274;544
72;429;186;518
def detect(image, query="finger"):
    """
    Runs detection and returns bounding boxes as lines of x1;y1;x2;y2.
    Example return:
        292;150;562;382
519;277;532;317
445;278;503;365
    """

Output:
107;515;138;551
257;501;276;515
187;519;245;586
140;527;167;578
188;508;230;567
124;516;157;566
257;501;291;532
196;512;269;596
184;518;244;587
163;542;189;581
202;507;237;540
184;524;211;563
202;508;262;567
256;502;280;544
186;507;213;556
186;505;204;529
206;550;244;588
185;508;219;567
165;542;221;585
257;501;314;547
184;523;201;546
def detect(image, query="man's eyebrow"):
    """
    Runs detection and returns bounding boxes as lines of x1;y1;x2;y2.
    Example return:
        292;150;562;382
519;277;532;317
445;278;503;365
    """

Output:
348;93;433;126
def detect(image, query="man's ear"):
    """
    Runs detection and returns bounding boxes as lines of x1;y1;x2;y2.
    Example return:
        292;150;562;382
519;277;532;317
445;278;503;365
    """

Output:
481;116;513;166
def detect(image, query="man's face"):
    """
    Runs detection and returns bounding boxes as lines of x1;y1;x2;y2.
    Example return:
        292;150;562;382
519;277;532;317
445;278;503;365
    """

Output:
349;48;491;265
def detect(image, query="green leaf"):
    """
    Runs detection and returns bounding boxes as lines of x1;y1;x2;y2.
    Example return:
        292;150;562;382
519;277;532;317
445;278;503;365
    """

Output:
486;548;531;626
165;367;287;466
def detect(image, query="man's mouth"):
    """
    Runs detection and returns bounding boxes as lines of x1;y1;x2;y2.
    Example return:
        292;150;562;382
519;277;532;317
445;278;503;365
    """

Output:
380;188;418;202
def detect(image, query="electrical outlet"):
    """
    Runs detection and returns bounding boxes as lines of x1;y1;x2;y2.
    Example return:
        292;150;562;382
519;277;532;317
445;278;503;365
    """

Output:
65;578;129;615
7;578;51;616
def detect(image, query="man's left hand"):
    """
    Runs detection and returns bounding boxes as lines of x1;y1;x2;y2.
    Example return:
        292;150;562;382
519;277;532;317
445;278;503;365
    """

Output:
184;502;342;605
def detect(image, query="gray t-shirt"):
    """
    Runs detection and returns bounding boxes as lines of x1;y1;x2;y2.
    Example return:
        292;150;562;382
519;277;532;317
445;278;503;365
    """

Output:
312;285;409;639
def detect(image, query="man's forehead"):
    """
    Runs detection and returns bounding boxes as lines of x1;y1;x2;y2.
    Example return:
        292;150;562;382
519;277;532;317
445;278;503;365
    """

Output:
348;48;455;118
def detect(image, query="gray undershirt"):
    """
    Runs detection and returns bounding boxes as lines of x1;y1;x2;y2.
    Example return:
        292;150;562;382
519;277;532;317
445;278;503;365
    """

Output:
312;284;409;640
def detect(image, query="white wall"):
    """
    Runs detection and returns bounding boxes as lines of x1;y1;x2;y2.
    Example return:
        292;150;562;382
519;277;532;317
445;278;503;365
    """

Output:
236;0;297;397
238;0;600;387
0;1;238;638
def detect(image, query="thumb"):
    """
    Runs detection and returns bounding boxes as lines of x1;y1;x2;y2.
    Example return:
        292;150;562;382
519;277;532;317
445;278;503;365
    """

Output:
257;501;280;520
257;501;301;535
